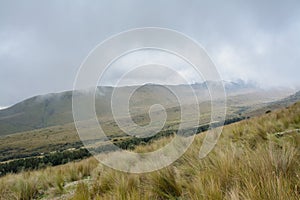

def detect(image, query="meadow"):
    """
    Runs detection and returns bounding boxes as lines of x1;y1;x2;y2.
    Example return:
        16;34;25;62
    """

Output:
0;102;299;199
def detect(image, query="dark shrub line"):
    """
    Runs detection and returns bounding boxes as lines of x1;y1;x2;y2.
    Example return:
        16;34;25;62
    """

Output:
0;148;91;176
0;116;245;176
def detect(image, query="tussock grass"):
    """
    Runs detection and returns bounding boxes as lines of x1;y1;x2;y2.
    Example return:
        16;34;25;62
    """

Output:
73;182;90;200
0;102;300;199
0;158;98;199
149;167;182;199
13;175;39;200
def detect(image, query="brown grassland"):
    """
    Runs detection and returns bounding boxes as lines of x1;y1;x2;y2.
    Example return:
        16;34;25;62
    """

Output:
0;102;300;199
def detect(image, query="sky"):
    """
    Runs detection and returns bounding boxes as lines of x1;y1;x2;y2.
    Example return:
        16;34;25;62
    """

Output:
1;0;300;107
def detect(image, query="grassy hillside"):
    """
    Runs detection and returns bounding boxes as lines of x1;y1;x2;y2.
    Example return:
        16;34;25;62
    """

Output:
0;101;299;199
0;92;277;164
0;83;293;136
0;87;265;162
0;100;241;163
0;88;295;163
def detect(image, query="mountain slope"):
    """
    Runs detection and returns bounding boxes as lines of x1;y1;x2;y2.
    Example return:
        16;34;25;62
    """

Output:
0;82;294;136
1;100;300;199
246;90;300;117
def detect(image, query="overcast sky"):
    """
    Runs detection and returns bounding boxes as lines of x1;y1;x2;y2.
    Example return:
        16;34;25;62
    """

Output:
1;0;300;107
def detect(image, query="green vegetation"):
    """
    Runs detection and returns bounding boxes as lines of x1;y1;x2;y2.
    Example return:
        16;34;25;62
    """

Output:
0;149;91;177
0;101;299;199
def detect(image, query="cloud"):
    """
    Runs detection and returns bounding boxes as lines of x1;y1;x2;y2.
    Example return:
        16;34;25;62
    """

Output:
0;106;8;110
0;0;300;106
99;49;204;86
210;21;300;88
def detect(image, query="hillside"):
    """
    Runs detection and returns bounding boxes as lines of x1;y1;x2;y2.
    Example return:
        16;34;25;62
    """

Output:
246;90;300;117
0;85;296;164
0;100;299;199
0;82;293;136
0;88;296;164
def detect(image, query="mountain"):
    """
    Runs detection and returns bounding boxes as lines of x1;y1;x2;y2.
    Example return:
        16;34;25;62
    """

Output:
246;90;300;117
191;80;257;94
0;81;294;136
0;91;73;136
277;90;300;105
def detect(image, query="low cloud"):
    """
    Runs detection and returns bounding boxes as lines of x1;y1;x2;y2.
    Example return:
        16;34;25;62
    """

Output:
0;0;300;106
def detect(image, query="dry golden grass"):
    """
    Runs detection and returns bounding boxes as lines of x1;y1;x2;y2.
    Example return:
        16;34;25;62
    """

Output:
0;102;300;199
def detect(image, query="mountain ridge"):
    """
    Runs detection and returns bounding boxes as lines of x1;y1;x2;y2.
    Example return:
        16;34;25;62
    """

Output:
0;81;295;136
